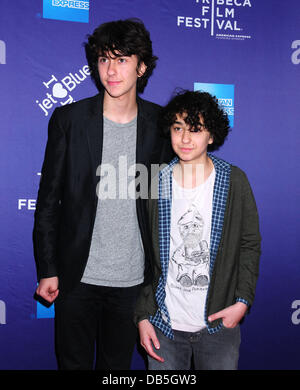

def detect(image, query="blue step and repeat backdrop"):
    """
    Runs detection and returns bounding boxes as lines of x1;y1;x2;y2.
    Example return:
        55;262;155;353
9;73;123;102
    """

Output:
0;0;299;370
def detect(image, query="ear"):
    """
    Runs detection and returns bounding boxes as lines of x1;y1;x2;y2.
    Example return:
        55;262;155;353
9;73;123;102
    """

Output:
208;135;214;144
137;62;147;77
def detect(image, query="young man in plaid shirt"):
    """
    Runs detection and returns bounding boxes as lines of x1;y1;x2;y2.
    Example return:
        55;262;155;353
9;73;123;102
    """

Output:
134;90;261;370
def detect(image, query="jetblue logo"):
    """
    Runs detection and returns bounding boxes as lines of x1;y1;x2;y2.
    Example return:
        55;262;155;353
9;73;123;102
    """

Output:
0;40;6;64
0;300;6;324
194;82;234;127
35;65;90;117
43;0;89;23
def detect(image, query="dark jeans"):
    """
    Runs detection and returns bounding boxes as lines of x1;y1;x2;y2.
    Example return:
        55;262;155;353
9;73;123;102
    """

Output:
148;325;241;370
55;282;141;370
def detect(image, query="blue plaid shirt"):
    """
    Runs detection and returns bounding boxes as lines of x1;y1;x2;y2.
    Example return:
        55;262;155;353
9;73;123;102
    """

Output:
149;154;248;339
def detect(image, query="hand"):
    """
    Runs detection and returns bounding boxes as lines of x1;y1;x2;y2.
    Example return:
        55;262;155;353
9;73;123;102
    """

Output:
36;277;59;303
138;319;164;363
208;302;248;329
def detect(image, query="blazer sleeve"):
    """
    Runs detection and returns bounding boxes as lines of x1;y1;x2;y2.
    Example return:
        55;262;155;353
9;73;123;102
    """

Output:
33;108;67;280
133;283;158;326
235;170;261;307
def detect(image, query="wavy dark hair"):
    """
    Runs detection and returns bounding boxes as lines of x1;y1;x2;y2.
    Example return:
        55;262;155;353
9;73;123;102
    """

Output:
84;18;157;93
159;89;230;151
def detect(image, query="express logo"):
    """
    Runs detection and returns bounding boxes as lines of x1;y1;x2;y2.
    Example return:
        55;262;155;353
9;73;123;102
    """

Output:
35;65;90;117
194;82;234;127
0;40;6;64
177;0;252;41
43;0;89;23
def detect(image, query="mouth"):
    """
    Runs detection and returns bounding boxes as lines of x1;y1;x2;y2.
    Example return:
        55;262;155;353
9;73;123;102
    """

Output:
107;81;121;86
179;147;193;153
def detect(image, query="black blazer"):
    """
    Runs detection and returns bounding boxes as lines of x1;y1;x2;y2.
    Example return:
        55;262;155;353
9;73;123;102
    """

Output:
33;92;173;294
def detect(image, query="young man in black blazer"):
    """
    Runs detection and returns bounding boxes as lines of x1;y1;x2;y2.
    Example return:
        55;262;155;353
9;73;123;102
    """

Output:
33;18;172;370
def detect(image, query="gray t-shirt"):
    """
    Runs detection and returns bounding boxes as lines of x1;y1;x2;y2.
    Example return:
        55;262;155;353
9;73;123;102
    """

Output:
81;115;144;287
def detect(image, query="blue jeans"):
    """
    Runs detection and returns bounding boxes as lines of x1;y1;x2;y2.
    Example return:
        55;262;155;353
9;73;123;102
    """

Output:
148;325;241;370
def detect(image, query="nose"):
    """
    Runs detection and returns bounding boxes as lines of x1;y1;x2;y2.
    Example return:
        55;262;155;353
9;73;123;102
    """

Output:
182;129;191;144
107;60;117;75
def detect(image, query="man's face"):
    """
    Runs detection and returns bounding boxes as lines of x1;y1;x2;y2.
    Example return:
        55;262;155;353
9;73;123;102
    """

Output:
98;51;146;100
171;113;213;165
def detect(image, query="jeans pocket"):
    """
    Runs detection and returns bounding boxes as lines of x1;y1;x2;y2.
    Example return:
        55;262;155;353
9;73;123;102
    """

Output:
221;321;238;330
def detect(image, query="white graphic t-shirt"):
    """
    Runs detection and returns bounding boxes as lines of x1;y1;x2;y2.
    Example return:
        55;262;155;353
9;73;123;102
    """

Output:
165;168;215;332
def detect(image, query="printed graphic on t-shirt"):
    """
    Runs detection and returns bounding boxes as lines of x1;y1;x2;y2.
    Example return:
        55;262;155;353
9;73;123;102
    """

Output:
171;204;210;292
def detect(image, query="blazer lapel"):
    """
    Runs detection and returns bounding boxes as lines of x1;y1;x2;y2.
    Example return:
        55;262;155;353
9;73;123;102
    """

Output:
136;97;148;165
86;92;104;188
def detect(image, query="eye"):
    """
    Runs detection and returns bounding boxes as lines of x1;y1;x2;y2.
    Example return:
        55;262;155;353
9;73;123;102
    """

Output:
172;126;182;132
98;57;108;64
190;129;201;133
189;126;203;133
118;57;127;63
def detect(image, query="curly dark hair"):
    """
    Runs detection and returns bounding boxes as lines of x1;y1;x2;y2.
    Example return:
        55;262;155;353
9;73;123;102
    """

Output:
84;18;157;93
159;89;230;152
